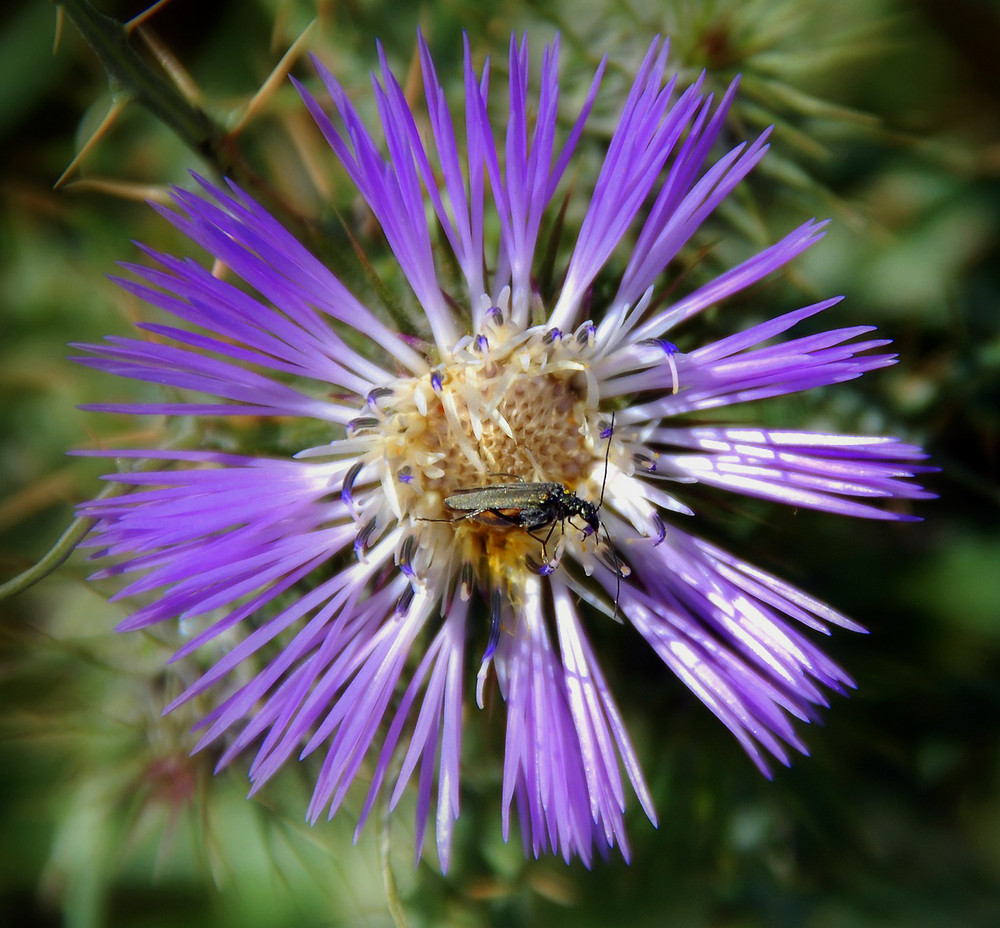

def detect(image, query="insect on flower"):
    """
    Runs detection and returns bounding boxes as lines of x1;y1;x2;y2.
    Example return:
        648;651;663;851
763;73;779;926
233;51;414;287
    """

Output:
442;416;627;656
443;413;616;552
444;480;602;542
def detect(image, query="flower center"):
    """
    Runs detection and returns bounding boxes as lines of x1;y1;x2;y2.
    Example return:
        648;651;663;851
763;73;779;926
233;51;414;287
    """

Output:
340;310;613;594
380;315;605;515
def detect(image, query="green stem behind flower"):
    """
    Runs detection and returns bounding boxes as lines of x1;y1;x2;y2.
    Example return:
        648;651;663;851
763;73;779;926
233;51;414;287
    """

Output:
52;0;322;247
54;0;221;162
0;512;95;601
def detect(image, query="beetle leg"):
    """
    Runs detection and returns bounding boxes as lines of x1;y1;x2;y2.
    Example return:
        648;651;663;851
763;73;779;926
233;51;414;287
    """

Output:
525;519;563;568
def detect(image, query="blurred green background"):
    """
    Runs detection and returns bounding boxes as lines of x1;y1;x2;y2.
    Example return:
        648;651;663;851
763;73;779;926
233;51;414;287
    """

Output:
1;0;998;926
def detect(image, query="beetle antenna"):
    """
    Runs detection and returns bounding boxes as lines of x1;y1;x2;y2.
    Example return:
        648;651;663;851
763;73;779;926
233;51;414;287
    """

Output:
598;411;614;510
602;522;624;622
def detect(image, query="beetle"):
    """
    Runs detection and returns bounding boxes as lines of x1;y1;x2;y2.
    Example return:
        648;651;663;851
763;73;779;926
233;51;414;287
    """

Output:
443;480;600;551
441;413;624;581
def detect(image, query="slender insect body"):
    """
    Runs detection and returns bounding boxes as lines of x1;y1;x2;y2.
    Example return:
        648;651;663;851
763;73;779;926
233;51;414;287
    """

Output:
443;482;600;539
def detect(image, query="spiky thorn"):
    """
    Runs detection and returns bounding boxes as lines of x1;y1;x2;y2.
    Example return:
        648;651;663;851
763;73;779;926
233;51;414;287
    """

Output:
227;20;317;137
53;97;127;190
51;0;318;245
53;0;222;166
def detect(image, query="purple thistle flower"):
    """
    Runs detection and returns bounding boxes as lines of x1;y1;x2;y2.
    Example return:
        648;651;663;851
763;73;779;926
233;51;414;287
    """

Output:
73;34;932;870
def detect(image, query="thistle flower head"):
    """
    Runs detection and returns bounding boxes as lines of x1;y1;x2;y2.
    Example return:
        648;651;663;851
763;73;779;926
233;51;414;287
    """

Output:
74;34;931;870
